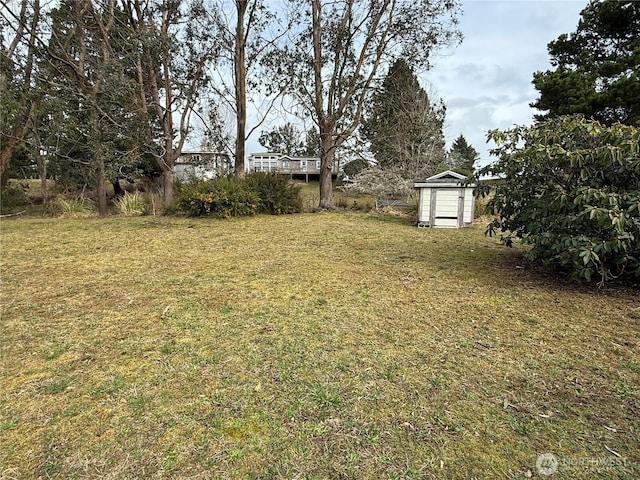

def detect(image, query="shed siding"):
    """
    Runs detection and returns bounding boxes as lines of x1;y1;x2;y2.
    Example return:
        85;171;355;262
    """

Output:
419;188;431;223
463;189;474;224
434;189;458;217
434;217;459;228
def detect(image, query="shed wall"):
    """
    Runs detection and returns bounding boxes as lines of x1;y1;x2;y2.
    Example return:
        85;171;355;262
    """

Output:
463;188;474;224
433;189;460;227
418;188;431;223
416;185;475;228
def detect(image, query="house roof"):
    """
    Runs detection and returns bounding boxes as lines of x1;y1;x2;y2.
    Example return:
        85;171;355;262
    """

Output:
248;152;283;157
178;151;229;156
175;151;231;164
279;155;320;161
414;170;475;188
248;153;323;161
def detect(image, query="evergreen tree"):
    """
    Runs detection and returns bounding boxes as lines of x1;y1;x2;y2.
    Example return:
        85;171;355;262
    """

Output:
258;123;320;157
531;0;640;126
42;0;146;214
258;123;305;155
0;0;40;186
342;158;369;178
362;59;447;179
449;134;479;175
302;128;320;157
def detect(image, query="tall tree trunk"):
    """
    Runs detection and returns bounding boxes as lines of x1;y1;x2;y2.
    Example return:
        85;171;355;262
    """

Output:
163;168;175;204
112;178;124;199
311;0;335;209
160;132;176;204
89;103;108;216
234;1;248;178
318;119;335;209
96;152;108;217
0;107;33;187
0;145;17;188
36;150;47;201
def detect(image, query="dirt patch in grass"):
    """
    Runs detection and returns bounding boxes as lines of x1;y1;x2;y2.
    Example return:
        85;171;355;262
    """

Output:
1;214;638;479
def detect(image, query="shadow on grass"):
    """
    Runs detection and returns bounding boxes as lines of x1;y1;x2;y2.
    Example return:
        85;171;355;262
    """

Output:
382;219;638;299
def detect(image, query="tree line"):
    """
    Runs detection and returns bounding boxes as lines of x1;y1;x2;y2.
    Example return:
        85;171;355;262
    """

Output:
1;0;463;213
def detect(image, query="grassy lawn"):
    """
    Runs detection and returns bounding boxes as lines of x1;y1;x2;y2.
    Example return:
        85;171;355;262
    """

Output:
1;214;638;479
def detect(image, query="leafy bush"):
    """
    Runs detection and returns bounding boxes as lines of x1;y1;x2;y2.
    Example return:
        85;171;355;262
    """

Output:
0;181;29;213
244;173;302;214
473;115;640;285
175;174;302;218
175;177;259;218
114;192;148;216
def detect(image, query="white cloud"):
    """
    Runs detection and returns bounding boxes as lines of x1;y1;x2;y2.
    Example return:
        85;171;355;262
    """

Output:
238;0;587;167
425;0;587;166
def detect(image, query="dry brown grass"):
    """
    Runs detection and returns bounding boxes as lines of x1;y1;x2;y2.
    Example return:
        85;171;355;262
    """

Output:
298;182;375;212
1;214;638;479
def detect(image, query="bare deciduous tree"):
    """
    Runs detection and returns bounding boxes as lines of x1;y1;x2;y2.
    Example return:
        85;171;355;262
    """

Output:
124;0;219;203
282;0;461;209
209;0;290;178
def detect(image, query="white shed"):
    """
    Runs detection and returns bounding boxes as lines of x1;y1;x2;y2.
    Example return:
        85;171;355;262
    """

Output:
414;171;475;228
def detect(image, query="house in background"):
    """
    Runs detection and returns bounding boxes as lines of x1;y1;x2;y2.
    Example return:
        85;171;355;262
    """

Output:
249;152;283;174
174;151;232;181
248;152;339;182
414;170;475;228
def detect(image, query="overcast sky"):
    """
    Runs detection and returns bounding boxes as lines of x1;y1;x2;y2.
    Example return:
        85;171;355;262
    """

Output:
426;0;588;167
240;0;588;166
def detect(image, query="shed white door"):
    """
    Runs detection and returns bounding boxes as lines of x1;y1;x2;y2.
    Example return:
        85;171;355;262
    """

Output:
432;188;462;228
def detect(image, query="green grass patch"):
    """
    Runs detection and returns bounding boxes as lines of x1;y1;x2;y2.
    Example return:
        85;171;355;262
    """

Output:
1;214;638;478
42;377;74;395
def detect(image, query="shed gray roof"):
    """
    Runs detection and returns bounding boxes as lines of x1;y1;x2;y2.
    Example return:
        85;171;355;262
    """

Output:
414;170;475;188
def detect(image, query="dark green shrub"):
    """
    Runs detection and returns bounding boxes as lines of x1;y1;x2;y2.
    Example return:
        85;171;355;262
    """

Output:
473;115;640;285
244;173;302;214
175;174;302;218
0;181;29;213
176;177;259;218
